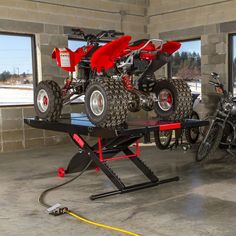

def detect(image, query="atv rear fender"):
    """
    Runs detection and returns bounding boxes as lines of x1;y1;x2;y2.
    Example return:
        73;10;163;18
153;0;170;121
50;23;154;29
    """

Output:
139;41;181;80
90;35;131;73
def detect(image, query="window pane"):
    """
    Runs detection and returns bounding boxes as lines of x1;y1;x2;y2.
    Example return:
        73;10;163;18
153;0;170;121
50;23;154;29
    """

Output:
0;34;34;106
68;39;105;50
232;36;236;96
68;39;86;51
171;40;201;95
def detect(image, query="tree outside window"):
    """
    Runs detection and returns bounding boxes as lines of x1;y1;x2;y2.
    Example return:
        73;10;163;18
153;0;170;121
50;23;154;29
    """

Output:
169;39;201;95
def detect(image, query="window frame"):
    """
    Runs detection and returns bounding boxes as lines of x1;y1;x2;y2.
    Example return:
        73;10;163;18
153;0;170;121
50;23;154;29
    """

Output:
0;31;37;107
167;38;201;79
228;33;235;93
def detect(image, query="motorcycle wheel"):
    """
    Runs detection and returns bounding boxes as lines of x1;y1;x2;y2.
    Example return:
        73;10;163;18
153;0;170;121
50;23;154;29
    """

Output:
85;78;128;128
34;80;62;121
196;122;223;162
219;122;233;149
154;129;172;150
154;79;192;121
185;111;200;144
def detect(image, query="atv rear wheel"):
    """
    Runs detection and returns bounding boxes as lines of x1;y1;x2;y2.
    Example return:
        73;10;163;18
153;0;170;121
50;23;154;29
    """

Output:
154;129;172;150
154;79;192;121
185;111;200;144
34;80;62;121
85;78;128;128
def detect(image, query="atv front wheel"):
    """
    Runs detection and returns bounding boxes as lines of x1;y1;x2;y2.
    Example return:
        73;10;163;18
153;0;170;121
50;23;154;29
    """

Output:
154;79;192;121
34;80;62;121
85;78;128;128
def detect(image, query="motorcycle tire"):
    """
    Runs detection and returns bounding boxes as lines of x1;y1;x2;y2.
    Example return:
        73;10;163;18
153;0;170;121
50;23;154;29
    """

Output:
85;78;128;128
185;111;200;144
154;129;172;150
219;122;233;149
196;122;223;162
34;80;62;121
154;79;192;121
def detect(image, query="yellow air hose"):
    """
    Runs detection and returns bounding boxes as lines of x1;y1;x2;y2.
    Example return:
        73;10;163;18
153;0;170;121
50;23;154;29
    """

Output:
39;159;141;236
65;210;140;236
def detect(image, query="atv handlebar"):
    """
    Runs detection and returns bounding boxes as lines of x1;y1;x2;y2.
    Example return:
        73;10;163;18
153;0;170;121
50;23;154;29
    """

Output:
97;30;124;38
71;28;124;43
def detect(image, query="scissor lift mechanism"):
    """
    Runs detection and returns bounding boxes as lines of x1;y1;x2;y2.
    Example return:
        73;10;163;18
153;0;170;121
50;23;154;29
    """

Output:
24;113;208;200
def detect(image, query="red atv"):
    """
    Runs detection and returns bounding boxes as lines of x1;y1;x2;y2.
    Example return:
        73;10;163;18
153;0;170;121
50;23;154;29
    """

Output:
34;29;192;127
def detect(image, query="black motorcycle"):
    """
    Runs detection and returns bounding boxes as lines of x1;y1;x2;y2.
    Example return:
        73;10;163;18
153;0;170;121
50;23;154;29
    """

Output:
196;72;236;161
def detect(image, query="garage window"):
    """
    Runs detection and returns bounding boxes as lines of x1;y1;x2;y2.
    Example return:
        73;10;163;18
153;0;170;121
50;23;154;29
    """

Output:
0;33;35;106
68;39;106;51
229;34;236;95
168;39;201;95
68;39;87;51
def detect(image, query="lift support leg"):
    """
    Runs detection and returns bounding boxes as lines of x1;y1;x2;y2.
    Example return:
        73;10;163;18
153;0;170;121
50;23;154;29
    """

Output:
67;133;179;200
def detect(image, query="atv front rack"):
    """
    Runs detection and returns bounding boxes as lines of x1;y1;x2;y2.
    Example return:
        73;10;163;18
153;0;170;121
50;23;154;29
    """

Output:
24;113;208;200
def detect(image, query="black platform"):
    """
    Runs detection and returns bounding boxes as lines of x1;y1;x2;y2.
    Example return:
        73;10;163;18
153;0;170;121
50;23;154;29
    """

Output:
24;113;209;200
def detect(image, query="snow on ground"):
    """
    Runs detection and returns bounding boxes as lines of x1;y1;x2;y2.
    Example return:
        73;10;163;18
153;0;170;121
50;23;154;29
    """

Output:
0;88;33;106
187;81;201;94
0;82;201;106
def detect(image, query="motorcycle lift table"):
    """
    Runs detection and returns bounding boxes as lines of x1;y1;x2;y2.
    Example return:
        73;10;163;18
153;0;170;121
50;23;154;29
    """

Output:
24;113;209;200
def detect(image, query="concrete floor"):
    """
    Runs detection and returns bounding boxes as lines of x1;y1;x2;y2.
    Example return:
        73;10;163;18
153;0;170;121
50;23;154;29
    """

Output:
0;142;236;236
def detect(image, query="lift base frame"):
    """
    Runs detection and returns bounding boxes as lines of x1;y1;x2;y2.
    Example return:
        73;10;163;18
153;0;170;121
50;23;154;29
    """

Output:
24;113;208;200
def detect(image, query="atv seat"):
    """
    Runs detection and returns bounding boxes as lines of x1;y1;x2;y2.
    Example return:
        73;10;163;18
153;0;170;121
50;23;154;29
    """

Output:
129;39;148;47
81;45;100;63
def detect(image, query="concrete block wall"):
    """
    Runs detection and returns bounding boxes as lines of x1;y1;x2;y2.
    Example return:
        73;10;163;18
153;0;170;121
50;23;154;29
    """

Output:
148;0;236;117
0;0;148;152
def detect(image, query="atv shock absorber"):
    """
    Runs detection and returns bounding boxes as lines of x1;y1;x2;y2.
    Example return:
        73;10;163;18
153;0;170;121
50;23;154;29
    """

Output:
62;79;72;96
122;74;134;91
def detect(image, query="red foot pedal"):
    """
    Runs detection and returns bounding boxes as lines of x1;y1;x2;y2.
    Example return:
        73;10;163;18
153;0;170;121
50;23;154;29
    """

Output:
57;167;65;177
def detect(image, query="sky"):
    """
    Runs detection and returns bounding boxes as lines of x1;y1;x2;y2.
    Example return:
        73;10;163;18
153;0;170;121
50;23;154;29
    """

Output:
176;39;201;55
68;39;86;51
0;36;236;74
0;34;33;74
